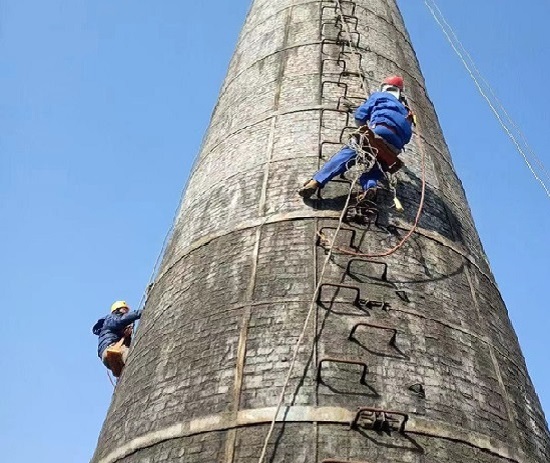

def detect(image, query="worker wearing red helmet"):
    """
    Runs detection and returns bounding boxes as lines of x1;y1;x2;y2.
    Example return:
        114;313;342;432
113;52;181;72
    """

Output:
299;75;415;199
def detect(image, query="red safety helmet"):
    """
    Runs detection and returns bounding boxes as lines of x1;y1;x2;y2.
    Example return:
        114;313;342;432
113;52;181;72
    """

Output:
383;75;404;90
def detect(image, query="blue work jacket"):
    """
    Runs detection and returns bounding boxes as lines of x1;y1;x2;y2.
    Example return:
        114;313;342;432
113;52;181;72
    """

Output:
354;91;413;149
92;310;142;358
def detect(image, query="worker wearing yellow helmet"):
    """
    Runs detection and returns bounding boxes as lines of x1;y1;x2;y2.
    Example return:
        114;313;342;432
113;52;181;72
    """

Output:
92;300;143;377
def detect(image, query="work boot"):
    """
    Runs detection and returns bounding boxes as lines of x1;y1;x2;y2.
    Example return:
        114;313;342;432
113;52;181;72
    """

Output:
298;179;320;199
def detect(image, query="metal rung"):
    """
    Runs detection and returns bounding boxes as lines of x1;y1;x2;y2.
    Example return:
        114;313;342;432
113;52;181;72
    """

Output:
321;79;348;97
349;323;398;347
345;203;379;226
338;50;365;69
351;407;409;433
318;283;366;309
321;21;345;40
321;57;347;73
320;108;351;131
336;30;361;48
328;0;358;16
336;14;359;30
339;125;359;143
321;15;359;32
321;38;349;52
317;357;369;384
396;290;410;303
337;96;362;112
341;70;365;79
317;226;357;249
321;1;357;18
320;141;344;160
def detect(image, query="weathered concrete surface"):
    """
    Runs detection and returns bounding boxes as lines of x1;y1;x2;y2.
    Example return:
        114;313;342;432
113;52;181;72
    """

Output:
91;1;550;462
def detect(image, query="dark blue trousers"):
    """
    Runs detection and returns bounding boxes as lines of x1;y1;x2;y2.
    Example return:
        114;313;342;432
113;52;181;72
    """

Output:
313;125;399;190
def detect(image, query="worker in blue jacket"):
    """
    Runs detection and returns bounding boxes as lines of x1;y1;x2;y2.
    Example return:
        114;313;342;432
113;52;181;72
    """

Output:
92;300;142;374
299;75;414;199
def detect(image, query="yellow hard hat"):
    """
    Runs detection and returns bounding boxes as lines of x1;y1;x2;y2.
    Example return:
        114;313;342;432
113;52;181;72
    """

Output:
110;300;129;313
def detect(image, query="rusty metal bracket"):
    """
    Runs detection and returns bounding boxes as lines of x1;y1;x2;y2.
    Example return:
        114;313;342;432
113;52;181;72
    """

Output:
321;1;357;18
319;141;345;162
338;49;366;72
348;322;398;347
346;258;388;281
321;37;349;52
317;226;356;249
351;406;409;433
321;57;347;73
318;283;368;310
338;124;361;144
335;0;358;16
341;69;364;79
336;30;361;48
345;203;379;226
395;290;410;303
336;95;363;112
322;14;359;33
317;357;369;384
336;14;359;30
362;299;389;311
321;78;348;95
320;107;352;130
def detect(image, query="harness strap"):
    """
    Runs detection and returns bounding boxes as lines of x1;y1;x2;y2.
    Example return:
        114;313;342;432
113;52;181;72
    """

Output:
356;126;404;174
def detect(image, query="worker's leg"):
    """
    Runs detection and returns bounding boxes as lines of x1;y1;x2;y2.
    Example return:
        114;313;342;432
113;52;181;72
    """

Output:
299;145;358;198
359;164;384;191
101;343;127;377
313;146;357;187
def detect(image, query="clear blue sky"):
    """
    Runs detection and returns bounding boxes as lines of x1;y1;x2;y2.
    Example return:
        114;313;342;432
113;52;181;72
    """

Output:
1;1;548;461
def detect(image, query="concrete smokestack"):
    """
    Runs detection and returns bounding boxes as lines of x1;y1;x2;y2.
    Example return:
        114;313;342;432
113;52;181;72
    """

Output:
92;1;550;462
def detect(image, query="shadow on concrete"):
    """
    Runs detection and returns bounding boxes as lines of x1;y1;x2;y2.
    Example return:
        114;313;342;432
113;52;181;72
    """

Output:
303;166;464;245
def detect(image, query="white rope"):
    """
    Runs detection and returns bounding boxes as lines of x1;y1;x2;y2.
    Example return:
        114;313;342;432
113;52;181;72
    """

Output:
255;170;359;463
428;0;550;186
256;1;373;461
424;0;550;198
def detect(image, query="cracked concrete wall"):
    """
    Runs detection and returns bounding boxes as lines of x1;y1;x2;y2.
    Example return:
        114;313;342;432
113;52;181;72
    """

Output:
91;1;550;462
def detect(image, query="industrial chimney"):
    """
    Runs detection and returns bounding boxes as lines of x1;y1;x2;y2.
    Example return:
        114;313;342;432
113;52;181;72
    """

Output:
91;1;550;462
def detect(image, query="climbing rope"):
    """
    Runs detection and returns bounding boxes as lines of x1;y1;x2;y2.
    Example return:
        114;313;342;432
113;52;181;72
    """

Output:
136;209;181;312
424;0;550;198
426;0;550;186
106;370;117;388
257;1;427;461
256;159;363;463
127;165;194;346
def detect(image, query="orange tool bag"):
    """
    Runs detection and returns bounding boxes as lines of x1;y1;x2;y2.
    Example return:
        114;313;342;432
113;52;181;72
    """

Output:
105;326;133;378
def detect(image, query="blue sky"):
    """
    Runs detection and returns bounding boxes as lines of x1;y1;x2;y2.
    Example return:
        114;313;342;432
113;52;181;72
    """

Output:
1;1;548;461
